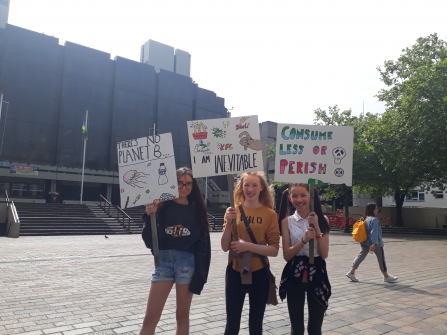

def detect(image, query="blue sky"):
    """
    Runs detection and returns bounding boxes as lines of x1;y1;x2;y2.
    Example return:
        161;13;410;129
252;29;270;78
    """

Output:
7;0;447;124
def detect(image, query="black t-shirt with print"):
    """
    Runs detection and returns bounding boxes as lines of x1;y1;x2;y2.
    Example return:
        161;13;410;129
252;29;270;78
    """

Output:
158;201;201;253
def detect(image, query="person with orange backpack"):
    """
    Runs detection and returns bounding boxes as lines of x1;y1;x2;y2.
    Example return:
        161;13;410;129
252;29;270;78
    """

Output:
346;202;398;283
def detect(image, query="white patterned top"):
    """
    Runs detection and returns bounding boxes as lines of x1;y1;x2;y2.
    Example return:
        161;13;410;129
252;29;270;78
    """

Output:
288;211;319;257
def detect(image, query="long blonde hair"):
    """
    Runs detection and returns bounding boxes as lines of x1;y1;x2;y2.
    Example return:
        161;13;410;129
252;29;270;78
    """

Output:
233;171;275;209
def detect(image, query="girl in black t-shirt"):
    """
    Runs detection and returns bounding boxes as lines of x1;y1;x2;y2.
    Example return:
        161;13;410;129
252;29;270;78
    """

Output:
140;167;211;335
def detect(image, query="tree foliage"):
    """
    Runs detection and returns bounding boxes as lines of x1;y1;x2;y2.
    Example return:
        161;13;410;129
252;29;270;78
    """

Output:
354;33;447;225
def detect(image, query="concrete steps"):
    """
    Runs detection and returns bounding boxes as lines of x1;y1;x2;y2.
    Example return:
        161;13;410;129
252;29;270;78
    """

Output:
15;203;142;236
119;205;226;231
207;208;225;231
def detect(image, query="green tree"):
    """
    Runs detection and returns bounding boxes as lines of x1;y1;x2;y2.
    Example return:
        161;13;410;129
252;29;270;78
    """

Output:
314;105;379;232
355;33;447;226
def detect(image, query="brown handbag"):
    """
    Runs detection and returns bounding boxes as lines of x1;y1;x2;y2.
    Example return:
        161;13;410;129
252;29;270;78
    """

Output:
239;205;278;306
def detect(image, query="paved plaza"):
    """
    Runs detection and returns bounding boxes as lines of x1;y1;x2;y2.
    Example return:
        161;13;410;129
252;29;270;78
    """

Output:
1;231;446;335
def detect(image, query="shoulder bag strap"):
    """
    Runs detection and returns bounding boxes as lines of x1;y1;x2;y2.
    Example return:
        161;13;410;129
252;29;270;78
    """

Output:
238;205;274;280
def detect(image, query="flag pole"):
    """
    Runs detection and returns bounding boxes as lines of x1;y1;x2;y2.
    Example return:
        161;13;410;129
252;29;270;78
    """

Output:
80;110;88;204
0;93;3;120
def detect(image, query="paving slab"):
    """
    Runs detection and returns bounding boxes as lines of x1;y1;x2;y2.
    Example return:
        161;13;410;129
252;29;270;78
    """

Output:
1;231;446;334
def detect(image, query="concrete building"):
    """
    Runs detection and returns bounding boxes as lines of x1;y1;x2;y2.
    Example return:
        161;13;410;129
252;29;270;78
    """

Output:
0;22;226;204
0;0;9;29
140;39;191;77
382;188;447;209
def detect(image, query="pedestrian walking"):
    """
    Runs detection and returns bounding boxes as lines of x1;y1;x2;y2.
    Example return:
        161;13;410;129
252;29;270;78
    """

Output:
140;167;211;335
277;183;331;335
221;171;280;335
346;202;398;283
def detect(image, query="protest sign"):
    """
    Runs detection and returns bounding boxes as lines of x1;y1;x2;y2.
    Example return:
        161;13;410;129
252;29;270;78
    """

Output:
117;133;178;209
187;115;264;178
274;124;353;186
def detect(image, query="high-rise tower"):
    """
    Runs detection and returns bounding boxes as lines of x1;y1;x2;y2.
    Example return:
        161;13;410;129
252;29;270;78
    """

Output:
0;0;10;29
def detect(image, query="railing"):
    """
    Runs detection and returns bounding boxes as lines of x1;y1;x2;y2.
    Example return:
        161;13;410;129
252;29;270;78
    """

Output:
5;191;20;238
208;213;216;230
116;206;132;231
99;194;132;231
99;194;113;216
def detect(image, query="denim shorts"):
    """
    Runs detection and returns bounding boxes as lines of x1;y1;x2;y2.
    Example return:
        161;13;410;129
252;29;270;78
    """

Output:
152;250;195;284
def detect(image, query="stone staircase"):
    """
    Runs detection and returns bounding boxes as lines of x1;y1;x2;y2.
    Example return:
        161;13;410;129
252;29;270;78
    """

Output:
119;205;226;232
15;203;142;236
207;208;225;231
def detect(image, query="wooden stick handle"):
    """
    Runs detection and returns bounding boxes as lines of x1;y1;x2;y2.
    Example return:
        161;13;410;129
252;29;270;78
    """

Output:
309;185;315;264
150;212;160;266
227;174;238;241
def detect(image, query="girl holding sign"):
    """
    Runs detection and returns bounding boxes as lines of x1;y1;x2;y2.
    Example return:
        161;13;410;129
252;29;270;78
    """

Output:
140;167;211;335
221;171;280;335
277;183;331;335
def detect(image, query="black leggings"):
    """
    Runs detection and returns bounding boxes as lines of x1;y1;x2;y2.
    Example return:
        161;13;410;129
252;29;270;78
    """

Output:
287;284;326;335
224;265;269;335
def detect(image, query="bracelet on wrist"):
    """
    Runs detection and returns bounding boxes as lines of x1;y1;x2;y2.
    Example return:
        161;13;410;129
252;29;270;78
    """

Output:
301;238;307;244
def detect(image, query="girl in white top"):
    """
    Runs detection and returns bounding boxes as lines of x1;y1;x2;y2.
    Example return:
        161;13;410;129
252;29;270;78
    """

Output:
278;183;331;335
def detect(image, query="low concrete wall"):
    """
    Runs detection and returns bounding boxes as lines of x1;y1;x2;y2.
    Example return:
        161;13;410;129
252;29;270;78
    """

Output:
401;207;446;229
0;198;45;203
0;203;7;236
349;206;446;229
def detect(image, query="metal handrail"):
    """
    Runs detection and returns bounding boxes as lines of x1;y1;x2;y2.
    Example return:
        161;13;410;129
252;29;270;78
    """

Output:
99;194;113;216
6;195;20;237
10;200;19;224
99;194;132;231
207;213;217;230
116;206;132;231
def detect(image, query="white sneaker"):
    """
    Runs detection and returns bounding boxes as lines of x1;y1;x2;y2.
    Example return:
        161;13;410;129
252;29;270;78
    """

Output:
346;272;358;282
383;275;398;282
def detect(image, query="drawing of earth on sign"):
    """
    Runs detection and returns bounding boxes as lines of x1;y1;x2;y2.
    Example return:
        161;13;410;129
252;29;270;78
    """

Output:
151;193;177;204
123;170;150;188
239;131;262;151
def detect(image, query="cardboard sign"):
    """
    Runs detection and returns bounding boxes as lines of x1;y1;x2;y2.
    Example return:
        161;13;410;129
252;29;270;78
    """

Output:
187;116;264;178
274;124;353;186
117;133;178;208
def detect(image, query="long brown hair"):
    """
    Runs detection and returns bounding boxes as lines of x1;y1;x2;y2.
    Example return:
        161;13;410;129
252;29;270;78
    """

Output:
233;171;275;209
277;183;330;235
364;202;377;218
158;167;209;234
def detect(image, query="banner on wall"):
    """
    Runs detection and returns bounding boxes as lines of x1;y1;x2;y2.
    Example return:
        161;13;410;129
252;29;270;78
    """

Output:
187;115;264;178
10;164;38;175
274;124;353;186
117;133;179;209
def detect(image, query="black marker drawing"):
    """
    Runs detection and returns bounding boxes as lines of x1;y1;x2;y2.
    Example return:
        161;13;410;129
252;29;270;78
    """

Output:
332;147;346;164
123;170;150;188
158;193;177;202
334;168;344;177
